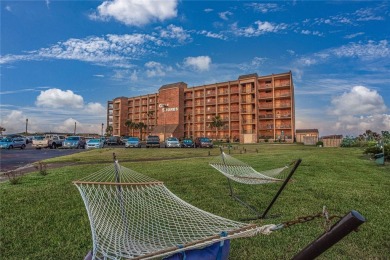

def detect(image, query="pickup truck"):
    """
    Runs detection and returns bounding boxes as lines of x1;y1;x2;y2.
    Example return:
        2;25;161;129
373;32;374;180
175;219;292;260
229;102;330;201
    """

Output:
146;135;161;148
32;134;65;149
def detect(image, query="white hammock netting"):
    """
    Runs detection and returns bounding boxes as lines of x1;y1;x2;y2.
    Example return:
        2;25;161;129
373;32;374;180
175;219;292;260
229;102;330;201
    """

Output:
209;152;292;185
74;162;275;260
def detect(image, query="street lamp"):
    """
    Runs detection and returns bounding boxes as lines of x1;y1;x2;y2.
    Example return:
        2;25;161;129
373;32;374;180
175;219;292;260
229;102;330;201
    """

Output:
101;123;104;137
74;122;77;135
162;104;168;141
25;118;28;135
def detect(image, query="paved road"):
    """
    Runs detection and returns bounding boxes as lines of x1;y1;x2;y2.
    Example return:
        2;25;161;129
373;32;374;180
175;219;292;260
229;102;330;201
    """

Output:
0;144;86;173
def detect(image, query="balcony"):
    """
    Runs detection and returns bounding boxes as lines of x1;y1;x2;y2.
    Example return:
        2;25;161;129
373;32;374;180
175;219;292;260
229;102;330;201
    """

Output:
259;103;273;109
205;109;216;114
206;91;216;97
195;117;204;122
218;98;229;104
185;102;193;107
206;100;216;105
218;89;229;95
258;94;273;99
259;114;274;119
259;124;274;130
230;88;239;94
242;119;255;124
195;110;204;114
195;101;204;106
276;124;291;129
275;103;291;108
218;107;229;113
274;93;290;98
241;98;255;104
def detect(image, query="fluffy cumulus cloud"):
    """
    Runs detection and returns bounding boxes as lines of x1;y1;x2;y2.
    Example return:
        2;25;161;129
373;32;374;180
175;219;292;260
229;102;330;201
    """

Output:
330;86;387;116
91;0;178;26
329;86;389;135
183;56;211;71
36;88;84;109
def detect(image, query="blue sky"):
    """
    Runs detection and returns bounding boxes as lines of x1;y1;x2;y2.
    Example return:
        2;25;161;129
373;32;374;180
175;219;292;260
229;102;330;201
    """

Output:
1;0;389;136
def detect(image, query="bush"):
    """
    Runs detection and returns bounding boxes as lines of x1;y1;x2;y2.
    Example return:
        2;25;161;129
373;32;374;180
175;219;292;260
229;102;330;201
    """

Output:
316;141;324;146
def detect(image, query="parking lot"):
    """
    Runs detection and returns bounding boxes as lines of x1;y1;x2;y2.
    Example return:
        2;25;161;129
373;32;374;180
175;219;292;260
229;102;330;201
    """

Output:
0;143;86;173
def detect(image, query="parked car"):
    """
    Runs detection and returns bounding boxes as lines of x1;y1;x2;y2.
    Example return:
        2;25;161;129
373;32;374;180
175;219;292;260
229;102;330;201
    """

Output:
125;137;142;148
63;136;86;149
85;138;105;149
0;137;26;149
194;137;213;148
107;136;122;145
146;135;161;148
6;134;27;144
165;137;181;148
181;138;195;148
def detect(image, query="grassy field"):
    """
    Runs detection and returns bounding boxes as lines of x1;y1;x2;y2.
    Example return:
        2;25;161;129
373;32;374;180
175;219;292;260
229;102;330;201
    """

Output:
1;144;389;259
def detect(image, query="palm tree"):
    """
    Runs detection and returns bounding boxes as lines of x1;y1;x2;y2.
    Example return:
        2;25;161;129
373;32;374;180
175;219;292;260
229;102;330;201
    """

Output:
132;122;140;137
0;126;5;136
209;115;226;139
146;111;154;133
125;120;133;136
138;122;147;140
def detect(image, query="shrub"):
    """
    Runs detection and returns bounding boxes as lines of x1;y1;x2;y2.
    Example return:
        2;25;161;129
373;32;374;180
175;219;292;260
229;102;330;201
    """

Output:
4;171;23;185
316;141;324;146
35;161;48;176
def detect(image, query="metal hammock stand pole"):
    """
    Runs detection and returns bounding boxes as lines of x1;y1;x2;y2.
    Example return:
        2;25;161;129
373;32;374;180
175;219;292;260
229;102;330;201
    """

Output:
219;148;302;220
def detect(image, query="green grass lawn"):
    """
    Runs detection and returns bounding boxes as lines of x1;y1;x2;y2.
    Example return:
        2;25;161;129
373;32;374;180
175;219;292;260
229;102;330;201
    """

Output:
1;144;389;259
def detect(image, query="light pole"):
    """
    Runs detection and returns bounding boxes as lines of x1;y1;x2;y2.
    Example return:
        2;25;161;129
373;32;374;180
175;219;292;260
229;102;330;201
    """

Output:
74;122;77;135
162;104;168;141
101;123;104;137
25;118;28;135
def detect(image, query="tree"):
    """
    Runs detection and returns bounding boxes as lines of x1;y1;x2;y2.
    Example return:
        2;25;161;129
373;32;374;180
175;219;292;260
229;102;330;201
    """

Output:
209;115;226;139
105;125;113;136
0;126;5;135
125;120;133;136
138;122;147;140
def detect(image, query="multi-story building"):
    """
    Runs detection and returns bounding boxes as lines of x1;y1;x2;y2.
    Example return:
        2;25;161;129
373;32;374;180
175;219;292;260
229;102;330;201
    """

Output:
107;71;295;143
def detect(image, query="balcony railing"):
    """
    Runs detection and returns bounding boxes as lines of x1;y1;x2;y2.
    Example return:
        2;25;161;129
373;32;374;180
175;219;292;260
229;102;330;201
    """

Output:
259;124;274;129
259;114;274;119
242;119;255;124
195;102;204;106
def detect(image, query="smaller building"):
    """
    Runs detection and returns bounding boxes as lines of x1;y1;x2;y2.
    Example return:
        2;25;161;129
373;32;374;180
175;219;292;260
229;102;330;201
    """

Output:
296;129;319;145
321;135;343;147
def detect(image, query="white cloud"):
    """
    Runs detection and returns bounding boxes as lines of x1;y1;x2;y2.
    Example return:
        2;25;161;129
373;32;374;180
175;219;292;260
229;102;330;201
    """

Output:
183;56;211;71
1;29;191;66
219;11;233;20
84;102;106;115
36;88;84;109
91;0;178;26
5;5;12;12
295;40;390;69
199;30;226;40
326;86;389;135
247;3;281;13
331;40;390;60
330;86;387;116
145;61;172;77
159;25;191;44
232;21;288;37
344;32;364;39
204;8;213;13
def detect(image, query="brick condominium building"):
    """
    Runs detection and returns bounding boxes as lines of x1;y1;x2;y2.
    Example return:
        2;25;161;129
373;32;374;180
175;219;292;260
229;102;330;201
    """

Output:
107;71;295;143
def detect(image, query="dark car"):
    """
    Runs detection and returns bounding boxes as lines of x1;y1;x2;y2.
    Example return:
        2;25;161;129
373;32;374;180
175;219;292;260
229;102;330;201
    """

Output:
194;137;213;148
107;136;121;145
146;135;161;148
181;138;194;148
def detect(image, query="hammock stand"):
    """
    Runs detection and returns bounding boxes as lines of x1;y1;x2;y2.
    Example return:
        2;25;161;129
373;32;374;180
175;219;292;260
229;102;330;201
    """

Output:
74;157;277;260
210;149;302;220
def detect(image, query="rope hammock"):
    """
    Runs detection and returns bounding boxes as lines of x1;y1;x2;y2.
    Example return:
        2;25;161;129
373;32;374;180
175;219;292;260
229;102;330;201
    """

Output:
209;150;302;219
73;161;277;260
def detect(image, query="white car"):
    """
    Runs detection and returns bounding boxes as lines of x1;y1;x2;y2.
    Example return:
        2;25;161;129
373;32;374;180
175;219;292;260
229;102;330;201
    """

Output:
86;138;104;149
164;137;181;148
